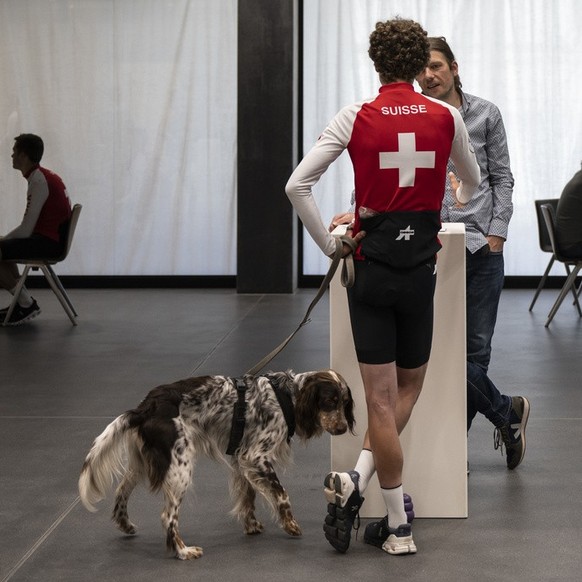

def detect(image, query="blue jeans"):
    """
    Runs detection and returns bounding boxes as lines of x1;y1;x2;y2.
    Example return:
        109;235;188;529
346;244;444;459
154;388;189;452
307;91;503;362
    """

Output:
465;249;511;430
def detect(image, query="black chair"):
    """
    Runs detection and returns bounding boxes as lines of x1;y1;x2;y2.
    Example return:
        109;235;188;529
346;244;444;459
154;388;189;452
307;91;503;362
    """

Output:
540;203;582;327
529;199;560;311
3;203;82;326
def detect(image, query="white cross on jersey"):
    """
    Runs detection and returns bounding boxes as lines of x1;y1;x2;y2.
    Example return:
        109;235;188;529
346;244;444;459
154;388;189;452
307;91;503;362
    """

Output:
379;132;435;187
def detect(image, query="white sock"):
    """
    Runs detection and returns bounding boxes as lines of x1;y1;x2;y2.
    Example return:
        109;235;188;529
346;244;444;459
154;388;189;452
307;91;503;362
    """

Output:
11;286;32;308
353;449;375;493
381;485;408;529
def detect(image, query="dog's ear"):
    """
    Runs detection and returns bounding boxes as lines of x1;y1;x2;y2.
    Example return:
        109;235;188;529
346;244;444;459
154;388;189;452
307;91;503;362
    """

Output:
294;375;322;439
344;385;356;434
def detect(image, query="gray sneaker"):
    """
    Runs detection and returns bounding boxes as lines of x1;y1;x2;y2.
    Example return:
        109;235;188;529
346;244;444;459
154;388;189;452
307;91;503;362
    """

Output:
382;523;417;555
494;396;530;469
323;470;364;553
363;493;414;548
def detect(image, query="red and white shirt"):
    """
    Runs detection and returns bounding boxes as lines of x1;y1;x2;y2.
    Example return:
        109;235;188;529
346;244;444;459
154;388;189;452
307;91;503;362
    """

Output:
7;165;71;243
30;166;72;241
286;82;480;259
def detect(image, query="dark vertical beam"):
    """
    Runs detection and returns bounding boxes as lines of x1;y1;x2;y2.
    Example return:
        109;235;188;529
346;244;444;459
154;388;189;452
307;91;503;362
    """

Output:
237;0;299;293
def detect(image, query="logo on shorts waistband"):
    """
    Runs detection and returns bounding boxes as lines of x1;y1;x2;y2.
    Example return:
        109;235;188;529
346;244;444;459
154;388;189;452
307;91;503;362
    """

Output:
395;226;415;241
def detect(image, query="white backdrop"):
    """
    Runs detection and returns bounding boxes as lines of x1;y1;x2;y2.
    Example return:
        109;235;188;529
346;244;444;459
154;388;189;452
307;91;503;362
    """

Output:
0;0;237;276
302;0;582;276
2;1;580;279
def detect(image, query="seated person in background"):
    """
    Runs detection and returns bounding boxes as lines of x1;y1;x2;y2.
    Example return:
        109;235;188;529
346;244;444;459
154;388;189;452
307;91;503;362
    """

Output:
0;134;72;326
556;162;582;258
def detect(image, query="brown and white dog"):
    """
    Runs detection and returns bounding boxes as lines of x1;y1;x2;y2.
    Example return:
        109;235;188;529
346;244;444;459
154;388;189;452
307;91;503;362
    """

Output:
78;370;355;560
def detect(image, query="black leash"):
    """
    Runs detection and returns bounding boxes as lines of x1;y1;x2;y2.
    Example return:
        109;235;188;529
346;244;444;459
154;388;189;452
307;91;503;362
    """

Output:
225;235;357;456
245;235;356;376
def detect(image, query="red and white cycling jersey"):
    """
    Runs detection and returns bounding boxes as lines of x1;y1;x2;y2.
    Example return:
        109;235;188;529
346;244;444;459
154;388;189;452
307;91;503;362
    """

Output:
286;82;480;264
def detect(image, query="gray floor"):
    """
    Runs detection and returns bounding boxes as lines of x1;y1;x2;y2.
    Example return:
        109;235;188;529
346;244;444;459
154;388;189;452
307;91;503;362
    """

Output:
1;287;581;582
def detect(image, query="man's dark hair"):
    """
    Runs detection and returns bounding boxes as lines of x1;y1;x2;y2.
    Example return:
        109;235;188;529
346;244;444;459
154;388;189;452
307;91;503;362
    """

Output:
368;18;430;84
14;134;44;164
428;36;463;90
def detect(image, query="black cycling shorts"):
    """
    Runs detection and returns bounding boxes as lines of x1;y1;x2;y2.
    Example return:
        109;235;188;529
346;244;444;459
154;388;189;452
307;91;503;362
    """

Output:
347;259;437;367
0;234;63;260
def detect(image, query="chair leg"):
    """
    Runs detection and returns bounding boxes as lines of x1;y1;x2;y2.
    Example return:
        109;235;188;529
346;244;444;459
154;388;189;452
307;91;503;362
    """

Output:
2;266;31;327
564;264;582;316
40;266;78;326
545;265;582;327
529;256;555;311
45;265;78;317
573;278;582;316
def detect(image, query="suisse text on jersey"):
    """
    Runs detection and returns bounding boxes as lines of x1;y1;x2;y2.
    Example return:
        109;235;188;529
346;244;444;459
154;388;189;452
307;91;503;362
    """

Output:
381;104;428;115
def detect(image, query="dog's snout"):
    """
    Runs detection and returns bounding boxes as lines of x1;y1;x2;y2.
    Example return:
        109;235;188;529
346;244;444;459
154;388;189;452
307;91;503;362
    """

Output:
330;425;348;436
319;411;349;436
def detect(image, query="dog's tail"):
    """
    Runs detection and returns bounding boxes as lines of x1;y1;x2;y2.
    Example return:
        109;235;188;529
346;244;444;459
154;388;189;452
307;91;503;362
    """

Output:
78;413;132;512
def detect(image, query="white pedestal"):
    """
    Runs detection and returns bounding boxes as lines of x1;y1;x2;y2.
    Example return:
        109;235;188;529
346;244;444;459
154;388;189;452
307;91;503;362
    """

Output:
330;223;467;518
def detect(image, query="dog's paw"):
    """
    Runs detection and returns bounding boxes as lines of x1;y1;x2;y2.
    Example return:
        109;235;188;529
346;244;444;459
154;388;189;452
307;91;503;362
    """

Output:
283;518;302;537
115;520;137;535
176;545;203;560
244;519;264;535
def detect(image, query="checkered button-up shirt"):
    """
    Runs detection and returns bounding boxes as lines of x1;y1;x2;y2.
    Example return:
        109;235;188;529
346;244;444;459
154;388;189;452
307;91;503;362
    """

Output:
442;91;514;254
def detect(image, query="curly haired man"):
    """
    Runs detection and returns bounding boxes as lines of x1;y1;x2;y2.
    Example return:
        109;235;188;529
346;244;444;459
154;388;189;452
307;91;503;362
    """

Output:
286;18;480;555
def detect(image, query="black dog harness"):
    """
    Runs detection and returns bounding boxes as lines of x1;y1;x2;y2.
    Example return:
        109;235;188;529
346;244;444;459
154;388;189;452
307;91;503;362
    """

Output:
225;375;295;455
